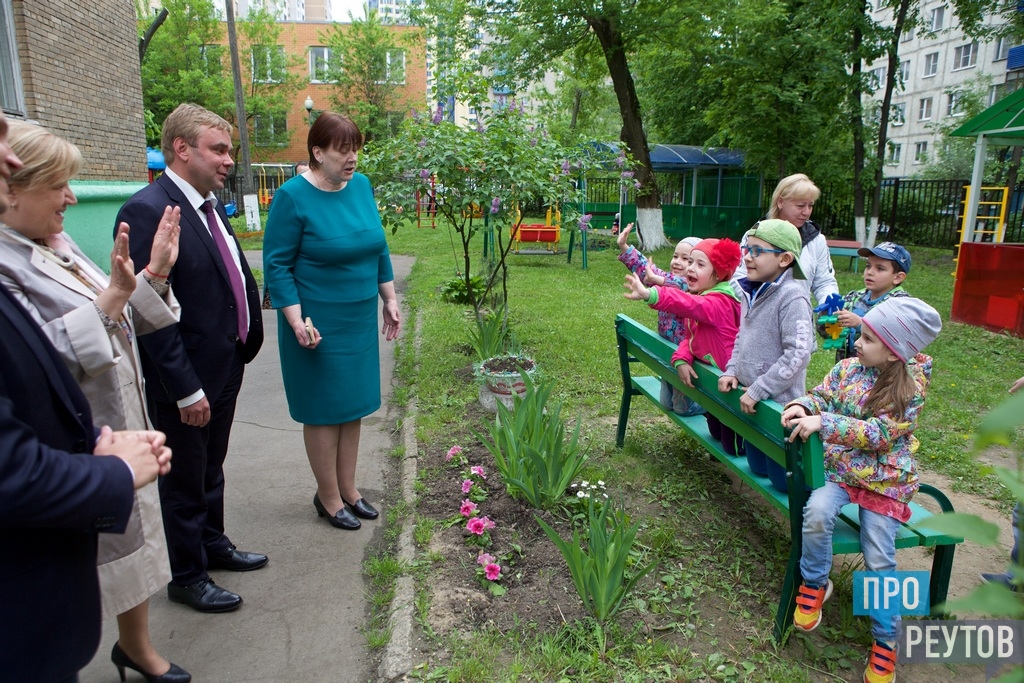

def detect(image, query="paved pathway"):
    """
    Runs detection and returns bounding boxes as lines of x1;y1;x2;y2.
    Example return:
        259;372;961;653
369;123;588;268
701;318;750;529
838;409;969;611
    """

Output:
80;254;413;683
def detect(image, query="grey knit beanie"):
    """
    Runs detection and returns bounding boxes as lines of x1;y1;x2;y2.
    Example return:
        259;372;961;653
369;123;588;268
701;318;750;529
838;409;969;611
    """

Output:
861;297;942;362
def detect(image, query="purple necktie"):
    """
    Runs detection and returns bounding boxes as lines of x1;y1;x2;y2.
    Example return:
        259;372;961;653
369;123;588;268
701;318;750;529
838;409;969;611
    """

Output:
202;200;248;343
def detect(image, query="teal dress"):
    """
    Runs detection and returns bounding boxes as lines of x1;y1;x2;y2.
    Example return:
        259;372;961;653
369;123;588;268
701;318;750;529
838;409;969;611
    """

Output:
263;172;394;424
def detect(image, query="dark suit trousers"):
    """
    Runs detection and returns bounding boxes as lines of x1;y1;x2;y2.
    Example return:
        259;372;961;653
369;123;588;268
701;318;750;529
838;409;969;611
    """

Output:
153;348;245;586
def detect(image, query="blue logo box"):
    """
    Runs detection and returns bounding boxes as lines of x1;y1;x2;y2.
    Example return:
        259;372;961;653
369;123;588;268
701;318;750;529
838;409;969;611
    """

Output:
853;571;930;618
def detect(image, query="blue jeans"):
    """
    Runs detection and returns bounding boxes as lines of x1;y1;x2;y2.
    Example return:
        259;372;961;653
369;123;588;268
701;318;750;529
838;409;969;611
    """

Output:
660;379;706;417
800;482;903;641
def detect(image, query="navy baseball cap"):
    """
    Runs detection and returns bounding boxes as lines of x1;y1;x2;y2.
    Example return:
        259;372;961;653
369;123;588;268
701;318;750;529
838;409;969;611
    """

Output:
857;241;911;274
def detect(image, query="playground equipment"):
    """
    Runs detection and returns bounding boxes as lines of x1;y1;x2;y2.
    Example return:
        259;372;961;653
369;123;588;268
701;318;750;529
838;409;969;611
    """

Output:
415;177;437;229
510;205;561;253
814;293;851;354
956;185;1008;248
257;166;271;208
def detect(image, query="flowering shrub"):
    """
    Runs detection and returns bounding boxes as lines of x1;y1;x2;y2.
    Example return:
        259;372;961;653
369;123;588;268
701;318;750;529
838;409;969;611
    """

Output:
362;105;614;314
475;552;505;596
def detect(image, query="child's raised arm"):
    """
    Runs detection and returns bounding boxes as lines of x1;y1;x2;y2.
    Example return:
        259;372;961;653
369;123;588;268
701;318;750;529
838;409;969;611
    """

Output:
622;272;652;301
1011;376;1024;394
617;223;634;253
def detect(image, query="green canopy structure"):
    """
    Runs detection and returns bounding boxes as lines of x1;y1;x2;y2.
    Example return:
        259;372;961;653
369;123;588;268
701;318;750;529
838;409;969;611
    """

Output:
950;87;1024;241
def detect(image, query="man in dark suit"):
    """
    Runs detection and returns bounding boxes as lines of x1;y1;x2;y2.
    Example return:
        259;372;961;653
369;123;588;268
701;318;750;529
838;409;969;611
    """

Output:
0;111;171;682
117;103;266;613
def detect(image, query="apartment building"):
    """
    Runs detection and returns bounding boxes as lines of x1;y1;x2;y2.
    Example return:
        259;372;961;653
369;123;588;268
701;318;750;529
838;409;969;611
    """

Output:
870;1;1018;177
0;0;147;180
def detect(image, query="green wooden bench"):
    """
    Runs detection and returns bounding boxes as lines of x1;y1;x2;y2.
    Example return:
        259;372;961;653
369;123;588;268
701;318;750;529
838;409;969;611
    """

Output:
827;239;863;273
614;314;961;642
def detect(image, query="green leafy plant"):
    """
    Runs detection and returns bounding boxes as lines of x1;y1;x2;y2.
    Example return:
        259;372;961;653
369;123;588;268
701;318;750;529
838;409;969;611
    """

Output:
468;308;510;362
477;372;587;509
913;388;1024;627
439;274;486;305
536;494;657;656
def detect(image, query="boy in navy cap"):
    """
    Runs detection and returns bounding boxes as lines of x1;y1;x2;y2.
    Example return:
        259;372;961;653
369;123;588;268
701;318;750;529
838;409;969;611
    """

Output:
818;241;911;361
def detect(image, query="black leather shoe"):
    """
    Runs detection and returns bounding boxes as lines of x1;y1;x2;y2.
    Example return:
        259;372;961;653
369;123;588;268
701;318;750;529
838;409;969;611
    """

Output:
207;544;269;572
313;494;361;529
112;642;192;682
167;578;241;613
344;497;379;520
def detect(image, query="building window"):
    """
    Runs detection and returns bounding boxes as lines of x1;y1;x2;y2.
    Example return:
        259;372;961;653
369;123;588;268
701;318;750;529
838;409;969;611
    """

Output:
0;0;24;116
989;83;1006;106
253;112;288;146
374;50;406;85
901;26;915;43
952;42;978;70
918;97;933;121
947;90;965;116
869;66;887;90
891;102;906;126
309;46;332;83
923;52;939;77
886;142;902;166
995;37;1011;62
200;44;224;77
930;6;945;31
251;45;286;84
914;141;929;164
899;60;910;84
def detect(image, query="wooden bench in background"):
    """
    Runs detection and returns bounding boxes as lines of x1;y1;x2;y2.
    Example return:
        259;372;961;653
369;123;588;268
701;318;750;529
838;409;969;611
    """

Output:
614;314;961;642
827;239;863;273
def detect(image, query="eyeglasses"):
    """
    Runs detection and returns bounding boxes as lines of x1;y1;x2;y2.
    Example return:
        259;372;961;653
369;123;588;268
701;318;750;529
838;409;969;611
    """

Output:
741;245;785;258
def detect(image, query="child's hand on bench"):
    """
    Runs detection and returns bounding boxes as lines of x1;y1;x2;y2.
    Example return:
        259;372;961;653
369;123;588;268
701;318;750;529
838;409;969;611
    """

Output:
676;362;697;387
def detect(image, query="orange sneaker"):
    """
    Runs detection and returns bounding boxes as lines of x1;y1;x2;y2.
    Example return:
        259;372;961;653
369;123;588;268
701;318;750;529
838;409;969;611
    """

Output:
792;580;832;632
863;640;898;683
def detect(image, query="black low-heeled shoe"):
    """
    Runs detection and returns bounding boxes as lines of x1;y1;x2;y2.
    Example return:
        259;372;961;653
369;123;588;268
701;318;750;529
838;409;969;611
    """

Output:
343;497;379;520
112;642;192;683
313;494;361;529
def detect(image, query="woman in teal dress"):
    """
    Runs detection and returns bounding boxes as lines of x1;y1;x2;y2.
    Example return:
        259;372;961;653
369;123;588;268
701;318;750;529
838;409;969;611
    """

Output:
264;113;401;531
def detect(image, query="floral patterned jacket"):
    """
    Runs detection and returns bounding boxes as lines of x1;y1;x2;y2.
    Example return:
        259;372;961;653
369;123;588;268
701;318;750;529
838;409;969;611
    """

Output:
788;354;933;505
619;246;688;344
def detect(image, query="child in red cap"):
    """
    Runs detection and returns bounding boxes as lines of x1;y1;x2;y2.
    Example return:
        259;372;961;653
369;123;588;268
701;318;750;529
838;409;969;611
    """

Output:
623;238;744;453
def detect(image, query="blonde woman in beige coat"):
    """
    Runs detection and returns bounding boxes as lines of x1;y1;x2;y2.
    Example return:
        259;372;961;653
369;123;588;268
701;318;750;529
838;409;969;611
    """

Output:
0;121;191;682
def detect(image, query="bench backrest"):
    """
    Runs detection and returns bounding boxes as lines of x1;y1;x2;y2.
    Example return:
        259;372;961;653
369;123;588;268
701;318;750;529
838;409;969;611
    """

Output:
615;314;825;488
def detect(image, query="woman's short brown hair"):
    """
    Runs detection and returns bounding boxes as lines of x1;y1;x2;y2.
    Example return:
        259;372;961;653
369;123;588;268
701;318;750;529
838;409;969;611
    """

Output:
6;120;83;192
307;113;363;168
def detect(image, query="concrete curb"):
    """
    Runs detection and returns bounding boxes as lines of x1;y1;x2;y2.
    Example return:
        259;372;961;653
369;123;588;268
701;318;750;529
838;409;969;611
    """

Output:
377;312;422;683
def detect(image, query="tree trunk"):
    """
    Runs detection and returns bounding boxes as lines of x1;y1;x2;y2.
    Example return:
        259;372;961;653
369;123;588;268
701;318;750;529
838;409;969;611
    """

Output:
570;88;582;131
868;0;911;247
588;16;667;249
850;13;867;244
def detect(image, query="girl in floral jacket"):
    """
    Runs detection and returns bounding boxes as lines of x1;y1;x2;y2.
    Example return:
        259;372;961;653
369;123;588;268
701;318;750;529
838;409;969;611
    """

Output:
780;297;942;683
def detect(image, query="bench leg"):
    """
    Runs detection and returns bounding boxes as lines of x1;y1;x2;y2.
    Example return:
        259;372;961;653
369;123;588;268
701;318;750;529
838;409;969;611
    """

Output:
776;547;802;643
615;324;634;448
929;543;956;616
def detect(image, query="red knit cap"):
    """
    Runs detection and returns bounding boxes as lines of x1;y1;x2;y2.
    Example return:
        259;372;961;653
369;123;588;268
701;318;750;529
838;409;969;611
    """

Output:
692;238;742;280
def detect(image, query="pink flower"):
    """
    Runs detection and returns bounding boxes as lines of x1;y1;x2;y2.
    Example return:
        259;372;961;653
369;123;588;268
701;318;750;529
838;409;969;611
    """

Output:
461;479;473;494
446;445;462;461
479;515;496;530
460;499;478;517
470;465;487;479
485;563;501;581
477;553;495;566
467;517;486;535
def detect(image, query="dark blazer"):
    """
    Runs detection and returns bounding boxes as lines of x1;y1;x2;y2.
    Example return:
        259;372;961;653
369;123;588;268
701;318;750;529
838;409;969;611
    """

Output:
0;283;135;682
115;173;263;404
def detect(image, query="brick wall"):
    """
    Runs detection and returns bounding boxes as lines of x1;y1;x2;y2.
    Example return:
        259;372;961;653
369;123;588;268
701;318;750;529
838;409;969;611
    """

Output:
218;21;427;164
12;0;147;181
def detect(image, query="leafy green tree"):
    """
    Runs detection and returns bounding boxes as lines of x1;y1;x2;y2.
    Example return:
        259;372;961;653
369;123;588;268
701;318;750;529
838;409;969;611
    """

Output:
137;0;232;125
533;45;621;146
237;8;305;159
320;10;418;142
483;0;674;248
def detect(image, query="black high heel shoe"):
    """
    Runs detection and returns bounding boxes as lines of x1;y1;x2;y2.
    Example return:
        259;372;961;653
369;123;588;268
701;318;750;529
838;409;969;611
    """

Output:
111;642;191;683
313;494;361;529
343;497;379;520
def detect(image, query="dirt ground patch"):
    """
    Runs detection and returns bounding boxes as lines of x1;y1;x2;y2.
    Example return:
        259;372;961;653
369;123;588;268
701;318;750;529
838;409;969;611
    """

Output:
408;400;1019;682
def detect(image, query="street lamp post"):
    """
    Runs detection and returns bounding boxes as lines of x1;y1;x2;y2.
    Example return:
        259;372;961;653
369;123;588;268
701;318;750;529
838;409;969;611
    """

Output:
304;96;314;125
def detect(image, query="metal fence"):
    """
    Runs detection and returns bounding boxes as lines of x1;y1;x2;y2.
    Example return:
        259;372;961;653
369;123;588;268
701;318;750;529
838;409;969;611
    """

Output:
763;177;1024;247
213;163;298;213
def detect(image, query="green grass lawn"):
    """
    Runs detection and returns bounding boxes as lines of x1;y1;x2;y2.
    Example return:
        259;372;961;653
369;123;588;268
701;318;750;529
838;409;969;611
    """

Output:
386;224;1022;500
383;223;1023;681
